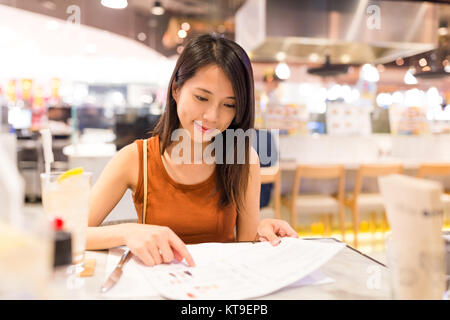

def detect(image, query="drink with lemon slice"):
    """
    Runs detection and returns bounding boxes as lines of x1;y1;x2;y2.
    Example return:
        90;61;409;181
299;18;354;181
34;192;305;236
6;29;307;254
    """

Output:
41;168;92;267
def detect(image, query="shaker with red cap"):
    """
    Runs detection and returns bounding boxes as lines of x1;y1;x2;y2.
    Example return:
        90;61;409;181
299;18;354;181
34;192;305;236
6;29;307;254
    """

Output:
52;217;72;268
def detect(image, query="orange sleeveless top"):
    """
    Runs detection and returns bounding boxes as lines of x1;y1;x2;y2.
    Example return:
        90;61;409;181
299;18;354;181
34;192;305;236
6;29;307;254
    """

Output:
132;136;237;244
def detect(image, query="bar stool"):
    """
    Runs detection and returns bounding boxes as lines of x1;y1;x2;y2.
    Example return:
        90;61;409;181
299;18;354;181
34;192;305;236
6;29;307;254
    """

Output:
417;163;450;211
290;164;346;239
259;166;281;220
346;164;403;248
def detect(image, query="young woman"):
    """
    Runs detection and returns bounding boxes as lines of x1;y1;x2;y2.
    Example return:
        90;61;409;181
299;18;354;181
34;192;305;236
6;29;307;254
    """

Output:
86;34;298;267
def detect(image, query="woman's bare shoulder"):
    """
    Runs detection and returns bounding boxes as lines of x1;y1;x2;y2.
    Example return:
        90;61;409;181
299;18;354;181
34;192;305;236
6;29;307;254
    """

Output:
113;141;140;188
249;146;260;166
118;141;139;157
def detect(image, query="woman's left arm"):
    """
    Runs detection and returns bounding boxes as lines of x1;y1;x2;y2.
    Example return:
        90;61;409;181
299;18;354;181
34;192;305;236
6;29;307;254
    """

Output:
235;147;261;242
236;148;298;244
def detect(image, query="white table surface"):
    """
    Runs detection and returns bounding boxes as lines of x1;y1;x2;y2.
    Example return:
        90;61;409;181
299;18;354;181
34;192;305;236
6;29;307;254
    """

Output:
80;238;392;300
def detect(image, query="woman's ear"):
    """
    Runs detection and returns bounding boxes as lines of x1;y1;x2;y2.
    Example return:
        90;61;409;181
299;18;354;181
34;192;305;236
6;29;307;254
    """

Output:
172;85;179;103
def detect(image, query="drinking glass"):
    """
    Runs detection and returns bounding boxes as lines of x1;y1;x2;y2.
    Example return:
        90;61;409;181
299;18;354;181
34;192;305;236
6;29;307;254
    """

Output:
41;171;92;271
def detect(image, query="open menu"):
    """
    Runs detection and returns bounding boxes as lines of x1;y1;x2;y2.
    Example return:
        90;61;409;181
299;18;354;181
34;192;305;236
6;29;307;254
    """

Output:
145;238;344;300
101;238;345;299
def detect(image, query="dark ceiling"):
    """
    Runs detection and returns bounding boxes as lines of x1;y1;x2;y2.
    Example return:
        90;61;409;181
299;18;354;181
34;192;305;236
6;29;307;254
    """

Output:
0;0;246;56
0;0;448;63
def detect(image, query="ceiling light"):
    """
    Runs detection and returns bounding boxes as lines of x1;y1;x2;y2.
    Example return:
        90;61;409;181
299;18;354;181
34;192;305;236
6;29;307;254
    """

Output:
181;22;190;31
275;62;290;80
404;69;418;85
151;1;165;15
419;58;427;67
327;84;341;101
404;88;424;107
438;21;448;36
395;57;404;66
439;27;448;36
376;93;393;106
361;64;379;82
340;54;350;64
309;53;319;63
41;1;56;10
178;29;187;39
376;64;385;72
275;51;286;62
137;32;147;41
101;0;128;9
351;88;360;102
426;87;441;106
392;92;404;105
341;85;352;103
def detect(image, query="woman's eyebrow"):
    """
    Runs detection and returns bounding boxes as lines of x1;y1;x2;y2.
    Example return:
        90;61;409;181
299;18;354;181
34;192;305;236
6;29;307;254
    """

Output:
195;87;236;100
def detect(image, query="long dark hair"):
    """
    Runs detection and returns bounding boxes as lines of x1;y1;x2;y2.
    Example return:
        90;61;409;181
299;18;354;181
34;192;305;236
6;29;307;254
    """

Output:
153;33;255;215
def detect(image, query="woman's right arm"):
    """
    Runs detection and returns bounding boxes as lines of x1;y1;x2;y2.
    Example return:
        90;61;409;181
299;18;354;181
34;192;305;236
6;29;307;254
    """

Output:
85;142;195;267
86;142;139;250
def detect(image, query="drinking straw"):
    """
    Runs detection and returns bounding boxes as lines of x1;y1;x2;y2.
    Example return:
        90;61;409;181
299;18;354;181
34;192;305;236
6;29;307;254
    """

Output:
40;128;54;175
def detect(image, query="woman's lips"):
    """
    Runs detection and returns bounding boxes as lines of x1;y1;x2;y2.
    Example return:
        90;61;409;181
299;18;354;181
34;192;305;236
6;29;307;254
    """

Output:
194;121;214;134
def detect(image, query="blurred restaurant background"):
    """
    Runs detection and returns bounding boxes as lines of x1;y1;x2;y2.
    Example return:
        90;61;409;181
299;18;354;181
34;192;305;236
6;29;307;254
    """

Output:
1;0;450;263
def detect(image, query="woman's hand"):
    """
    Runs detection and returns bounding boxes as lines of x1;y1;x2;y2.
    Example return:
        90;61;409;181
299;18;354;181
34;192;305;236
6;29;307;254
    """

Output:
256;219;299;246
123;223;195;267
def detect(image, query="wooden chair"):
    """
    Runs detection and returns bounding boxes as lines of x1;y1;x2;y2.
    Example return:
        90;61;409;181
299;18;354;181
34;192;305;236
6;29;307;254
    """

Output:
417;163;450;210
417;163;450;178
260;166;281;220
290;165;346;239
346;164;403;248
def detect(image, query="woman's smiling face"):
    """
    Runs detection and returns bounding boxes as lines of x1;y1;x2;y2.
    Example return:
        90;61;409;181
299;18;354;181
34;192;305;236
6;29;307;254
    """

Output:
172;64;237;143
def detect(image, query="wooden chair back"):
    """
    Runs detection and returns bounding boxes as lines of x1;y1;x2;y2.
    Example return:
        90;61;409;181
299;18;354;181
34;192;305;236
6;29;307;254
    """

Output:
260;166;281;219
